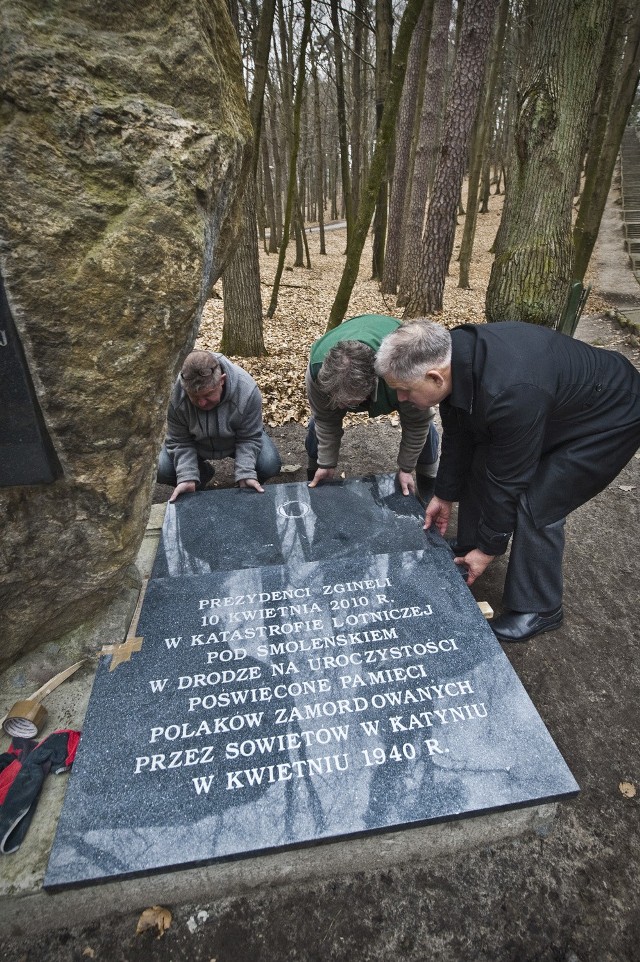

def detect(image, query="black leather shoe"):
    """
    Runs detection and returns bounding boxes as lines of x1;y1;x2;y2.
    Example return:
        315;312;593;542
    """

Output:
491;607;563;643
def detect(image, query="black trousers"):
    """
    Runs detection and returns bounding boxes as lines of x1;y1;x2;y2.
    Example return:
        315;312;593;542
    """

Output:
456;447;565;612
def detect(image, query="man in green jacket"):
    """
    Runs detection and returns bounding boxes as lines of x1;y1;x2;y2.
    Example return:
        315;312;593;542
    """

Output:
305;314;439;497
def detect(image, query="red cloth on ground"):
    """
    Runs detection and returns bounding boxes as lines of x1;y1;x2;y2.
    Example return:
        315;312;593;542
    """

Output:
0;729;80;854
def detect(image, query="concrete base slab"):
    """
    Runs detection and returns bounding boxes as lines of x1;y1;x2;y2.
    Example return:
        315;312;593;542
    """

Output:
1;801;556;938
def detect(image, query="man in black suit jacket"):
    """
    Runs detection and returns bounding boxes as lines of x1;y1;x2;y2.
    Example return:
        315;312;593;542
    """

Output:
375;319;640;642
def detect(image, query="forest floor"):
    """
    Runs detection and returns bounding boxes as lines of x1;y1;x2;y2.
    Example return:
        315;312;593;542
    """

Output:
195;184;612;432
4;184;640;962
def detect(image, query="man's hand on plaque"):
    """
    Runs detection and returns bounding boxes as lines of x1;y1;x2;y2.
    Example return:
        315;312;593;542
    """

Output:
169;481;197;503
308;467;335;488
238;478;265;493
397;469;415;496
455;549;494;586
423;496;452;536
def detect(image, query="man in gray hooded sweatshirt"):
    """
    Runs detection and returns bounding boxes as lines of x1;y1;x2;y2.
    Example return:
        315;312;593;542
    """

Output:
157;350;281;502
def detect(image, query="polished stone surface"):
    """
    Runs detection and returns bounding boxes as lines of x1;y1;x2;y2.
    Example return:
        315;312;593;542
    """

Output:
152;474;426;577
46;480;578;887
0;271;61;486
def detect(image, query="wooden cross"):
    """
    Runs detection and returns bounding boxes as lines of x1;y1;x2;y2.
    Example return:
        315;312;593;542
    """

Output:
100;579;148;671
100;635;144;671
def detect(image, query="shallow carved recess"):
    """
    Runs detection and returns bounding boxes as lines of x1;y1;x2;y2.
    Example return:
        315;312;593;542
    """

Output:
0;0;252;667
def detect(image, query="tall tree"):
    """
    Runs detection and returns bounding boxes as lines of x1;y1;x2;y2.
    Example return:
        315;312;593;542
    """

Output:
261;128;278;253
267;88;284;248
221;0;276;356
310;41;327;255
371;0;393;280
266;0;312;318
573;0;640;282
457;0;508;290
327;0;428;330
486;0;615;325
397;0;451;304
380;0;432;294
403;0;500;317
330;0;353;245
350;0;366;217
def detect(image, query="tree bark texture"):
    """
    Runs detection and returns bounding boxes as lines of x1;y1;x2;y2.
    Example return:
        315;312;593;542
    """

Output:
327;0;427;330
221;0;275;355
266;0;311;318
351;0;365;216
404;0;499;318
311;50;327;255
371;0;393;280
380;0;432;294
262;130;279;253
398;0;452;302
268;93;284;247
247;0;277;175
330;0;353;247
458;0;508;289
220;177;266;355
486;0;615;325
573;0;640;282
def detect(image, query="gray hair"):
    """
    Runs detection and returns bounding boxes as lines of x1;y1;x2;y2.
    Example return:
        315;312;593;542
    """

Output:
179;351;223;394
375;319;452;382
317;341;378;409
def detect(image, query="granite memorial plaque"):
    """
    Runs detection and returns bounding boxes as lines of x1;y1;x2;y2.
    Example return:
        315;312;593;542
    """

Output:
45;478;578;888
0;271;62;486
152;474;427;578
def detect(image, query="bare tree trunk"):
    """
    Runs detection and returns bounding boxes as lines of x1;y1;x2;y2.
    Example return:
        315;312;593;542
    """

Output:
330;149;339;220
380;0;432;294
573;0;640;282
220;179;266;355
351;0;365;216
311;47;327;255
404;0;499;318
294;188;311;268
491;5;530;256
397;0;451;304
221;0;276;356
293;206;304;267
255;162;267;250
458;0;508;289
479;148;492;211
267;0;312;318
327;0;428;330
331;0;353;246
262;129;278;253
486;0;615;325
371;0;393;280
269;96;284;248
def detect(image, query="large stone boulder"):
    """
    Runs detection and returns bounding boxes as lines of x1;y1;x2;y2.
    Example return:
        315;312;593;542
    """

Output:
0;0;252;667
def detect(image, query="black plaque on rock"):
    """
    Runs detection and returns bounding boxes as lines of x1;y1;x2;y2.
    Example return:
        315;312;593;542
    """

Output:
45;478;578;888
0;271;62;486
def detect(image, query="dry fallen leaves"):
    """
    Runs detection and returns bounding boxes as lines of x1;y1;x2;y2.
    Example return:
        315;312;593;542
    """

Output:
198;185;616;430
619;781;637;798
136;905;172;938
